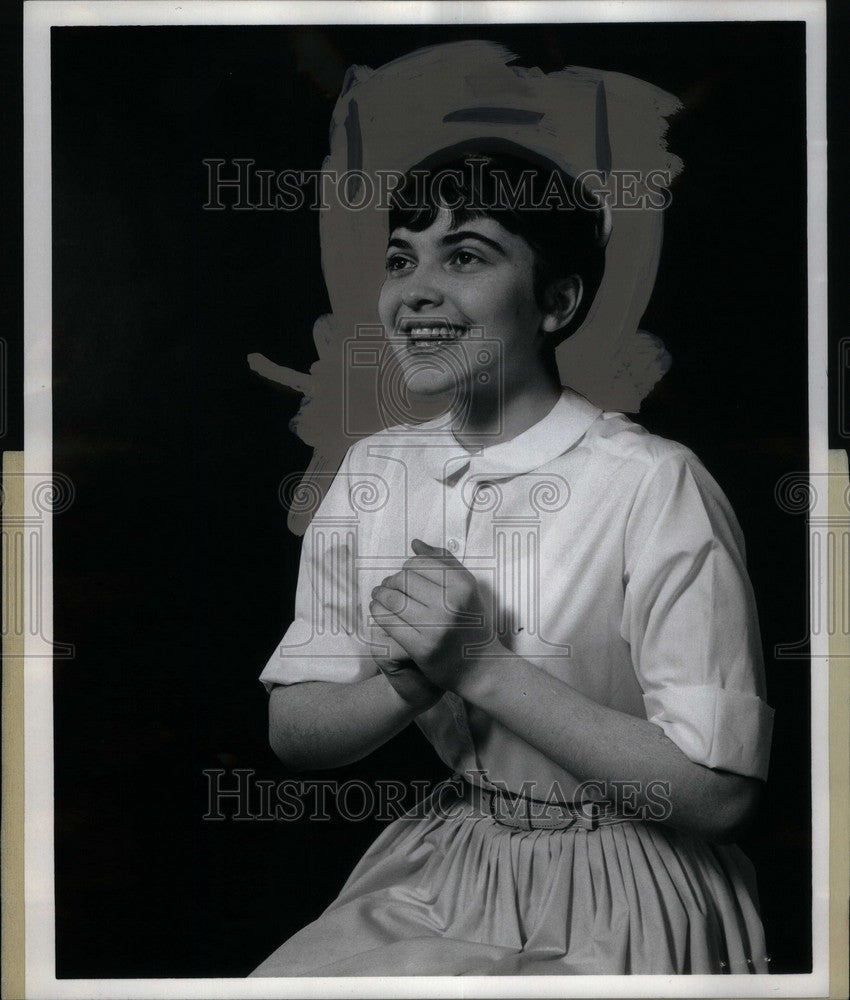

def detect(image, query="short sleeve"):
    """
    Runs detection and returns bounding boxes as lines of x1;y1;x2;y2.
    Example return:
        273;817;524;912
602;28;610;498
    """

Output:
259;444;379;692
621;451;774;780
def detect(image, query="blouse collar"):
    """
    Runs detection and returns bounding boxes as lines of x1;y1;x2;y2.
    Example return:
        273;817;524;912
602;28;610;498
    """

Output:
414;387;602;482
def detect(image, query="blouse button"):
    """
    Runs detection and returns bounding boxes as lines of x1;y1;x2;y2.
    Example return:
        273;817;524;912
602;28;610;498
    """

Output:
447;538;460;553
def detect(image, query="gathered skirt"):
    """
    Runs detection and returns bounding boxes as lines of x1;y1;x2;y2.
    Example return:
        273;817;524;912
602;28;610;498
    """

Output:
250;791;769;977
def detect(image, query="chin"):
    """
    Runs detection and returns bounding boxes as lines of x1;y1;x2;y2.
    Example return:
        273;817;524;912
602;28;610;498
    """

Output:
388;347;471;400
400;366;469;403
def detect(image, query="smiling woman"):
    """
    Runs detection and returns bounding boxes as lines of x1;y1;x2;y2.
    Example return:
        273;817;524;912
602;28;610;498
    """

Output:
252;105;774;974
378;150;604;441
382;209;555;407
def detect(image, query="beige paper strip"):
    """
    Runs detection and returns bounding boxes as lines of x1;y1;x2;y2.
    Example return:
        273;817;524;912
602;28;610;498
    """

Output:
1;451;26;999
828;448;850;1000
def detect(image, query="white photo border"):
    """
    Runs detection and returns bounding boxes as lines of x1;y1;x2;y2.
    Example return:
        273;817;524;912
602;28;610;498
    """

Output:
22;2;830;997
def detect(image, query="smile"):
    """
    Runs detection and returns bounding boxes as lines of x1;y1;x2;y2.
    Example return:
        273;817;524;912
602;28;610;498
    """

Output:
399;320;469;347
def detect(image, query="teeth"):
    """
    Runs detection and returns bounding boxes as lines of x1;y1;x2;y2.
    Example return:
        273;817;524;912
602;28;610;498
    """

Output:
408;325;465;341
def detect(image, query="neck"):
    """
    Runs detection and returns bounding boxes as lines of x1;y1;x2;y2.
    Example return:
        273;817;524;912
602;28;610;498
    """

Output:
451;365;563;451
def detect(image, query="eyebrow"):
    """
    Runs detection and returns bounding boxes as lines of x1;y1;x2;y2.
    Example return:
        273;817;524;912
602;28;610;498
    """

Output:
441;230;506;255
386;229;507;255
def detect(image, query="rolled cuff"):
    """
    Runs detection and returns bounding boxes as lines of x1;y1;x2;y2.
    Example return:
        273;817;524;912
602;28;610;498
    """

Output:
643;684;774;781
258;617;379;692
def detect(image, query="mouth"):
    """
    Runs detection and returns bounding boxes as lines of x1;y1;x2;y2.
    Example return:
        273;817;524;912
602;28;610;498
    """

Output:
398;320;469;351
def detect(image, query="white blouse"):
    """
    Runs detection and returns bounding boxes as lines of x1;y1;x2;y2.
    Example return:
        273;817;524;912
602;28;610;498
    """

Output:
260;388;774;794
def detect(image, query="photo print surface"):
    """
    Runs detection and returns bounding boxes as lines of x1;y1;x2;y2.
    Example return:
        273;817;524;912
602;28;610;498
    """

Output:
43;12;816;989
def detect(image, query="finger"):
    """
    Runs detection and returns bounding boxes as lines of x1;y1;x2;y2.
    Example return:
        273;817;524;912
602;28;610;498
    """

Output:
370;622;409;661
402;562;471;595
370;584;417;617
405;566;483;625
374;657;416;677
376;575;470;628
410;539;469;572
369;597;423;646
407;541;467;579
410;538;458;561
369;601;422;660
383;569;445;607
386;576;480;637
379;570;431;606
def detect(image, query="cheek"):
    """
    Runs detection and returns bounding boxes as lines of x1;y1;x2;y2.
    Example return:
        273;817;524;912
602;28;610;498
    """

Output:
479;281;537;330
377;281;397;327
460;279;510;324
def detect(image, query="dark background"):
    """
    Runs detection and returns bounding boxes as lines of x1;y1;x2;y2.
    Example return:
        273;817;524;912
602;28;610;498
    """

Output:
45;21;814;978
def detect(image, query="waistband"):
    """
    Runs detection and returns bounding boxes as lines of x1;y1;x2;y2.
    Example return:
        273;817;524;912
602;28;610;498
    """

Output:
449;775;632;832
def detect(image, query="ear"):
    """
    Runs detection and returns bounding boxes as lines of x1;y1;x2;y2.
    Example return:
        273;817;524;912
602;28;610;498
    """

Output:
540;276;583;336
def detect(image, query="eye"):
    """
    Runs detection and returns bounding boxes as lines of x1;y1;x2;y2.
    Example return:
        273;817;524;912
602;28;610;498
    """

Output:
450;248;484;267
385;253;414;273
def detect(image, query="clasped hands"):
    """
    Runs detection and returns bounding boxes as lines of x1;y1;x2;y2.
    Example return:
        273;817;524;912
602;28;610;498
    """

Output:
369;539;499;712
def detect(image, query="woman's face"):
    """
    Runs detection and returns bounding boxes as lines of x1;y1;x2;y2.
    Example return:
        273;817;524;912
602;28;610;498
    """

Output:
378;208;549;399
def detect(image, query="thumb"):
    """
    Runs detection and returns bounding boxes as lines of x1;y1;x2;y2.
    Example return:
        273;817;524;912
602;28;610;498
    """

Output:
411;538;448;556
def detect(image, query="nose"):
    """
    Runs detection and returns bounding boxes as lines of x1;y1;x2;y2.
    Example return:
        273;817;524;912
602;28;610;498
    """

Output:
400;267;444;310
